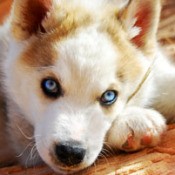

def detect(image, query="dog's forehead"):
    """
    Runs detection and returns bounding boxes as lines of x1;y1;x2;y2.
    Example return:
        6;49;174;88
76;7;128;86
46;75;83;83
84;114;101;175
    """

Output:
54;25;118;92
20;3;125;69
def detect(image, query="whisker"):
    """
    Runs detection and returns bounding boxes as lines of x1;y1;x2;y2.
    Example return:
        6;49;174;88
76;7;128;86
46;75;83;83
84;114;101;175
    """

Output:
16;142;34;158
98;153;110;167
25;144;37;168
15;124;34;140
103;142;116;155
25;139;43;168
29;144;37;160
101;148;113;157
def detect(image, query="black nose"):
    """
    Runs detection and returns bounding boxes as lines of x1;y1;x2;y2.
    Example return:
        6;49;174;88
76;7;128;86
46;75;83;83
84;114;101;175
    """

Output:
55;142;86;166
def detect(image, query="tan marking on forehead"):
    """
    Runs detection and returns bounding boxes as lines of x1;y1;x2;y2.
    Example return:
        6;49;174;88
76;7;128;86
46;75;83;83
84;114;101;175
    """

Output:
20;5;92;67
42;4;92;42
20;38;58;67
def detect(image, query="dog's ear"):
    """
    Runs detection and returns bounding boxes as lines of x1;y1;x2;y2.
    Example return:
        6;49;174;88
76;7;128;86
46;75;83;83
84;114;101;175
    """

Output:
11;0;52;40
119;0;161;56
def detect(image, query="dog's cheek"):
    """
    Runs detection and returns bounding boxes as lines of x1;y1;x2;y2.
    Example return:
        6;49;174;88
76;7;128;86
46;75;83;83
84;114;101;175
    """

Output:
34;120;54;168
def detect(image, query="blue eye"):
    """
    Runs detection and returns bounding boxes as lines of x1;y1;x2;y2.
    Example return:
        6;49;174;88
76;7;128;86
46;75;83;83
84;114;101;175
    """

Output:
45;79;57;91
41;78;62;98
100;90;118;106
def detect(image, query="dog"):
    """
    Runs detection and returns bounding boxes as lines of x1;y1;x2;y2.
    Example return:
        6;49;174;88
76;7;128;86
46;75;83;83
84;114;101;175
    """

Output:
0;0;174;174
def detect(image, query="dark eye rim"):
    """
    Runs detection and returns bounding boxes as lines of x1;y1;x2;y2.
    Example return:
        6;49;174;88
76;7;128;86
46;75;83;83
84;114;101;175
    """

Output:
41;77;63;98
100;90;118;106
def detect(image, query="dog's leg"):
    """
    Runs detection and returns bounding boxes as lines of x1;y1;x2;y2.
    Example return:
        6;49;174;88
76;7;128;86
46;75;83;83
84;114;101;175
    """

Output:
106;107;166;151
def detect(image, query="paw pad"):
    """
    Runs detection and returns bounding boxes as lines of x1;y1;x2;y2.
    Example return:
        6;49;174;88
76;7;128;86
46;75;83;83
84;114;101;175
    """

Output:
122;131;154;151
141;132;152;146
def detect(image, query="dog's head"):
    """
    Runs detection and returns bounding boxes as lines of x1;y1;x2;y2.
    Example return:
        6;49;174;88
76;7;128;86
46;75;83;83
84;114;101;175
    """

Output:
5;0;160;173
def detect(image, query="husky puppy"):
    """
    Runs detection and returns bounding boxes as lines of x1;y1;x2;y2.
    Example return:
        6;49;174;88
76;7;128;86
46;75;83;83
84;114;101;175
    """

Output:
0;0;173;174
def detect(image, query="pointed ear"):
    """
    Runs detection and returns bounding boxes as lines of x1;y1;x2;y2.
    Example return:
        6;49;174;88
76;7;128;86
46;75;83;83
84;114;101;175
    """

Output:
119;0;161;55
11;0;52;40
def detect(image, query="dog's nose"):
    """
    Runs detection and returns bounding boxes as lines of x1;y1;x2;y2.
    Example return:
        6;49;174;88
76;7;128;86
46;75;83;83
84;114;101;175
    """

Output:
55;142;86;166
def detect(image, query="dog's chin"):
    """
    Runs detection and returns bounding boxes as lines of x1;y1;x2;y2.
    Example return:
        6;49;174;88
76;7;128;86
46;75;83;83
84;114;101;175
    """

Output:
47;155;97;174
50;163;88;175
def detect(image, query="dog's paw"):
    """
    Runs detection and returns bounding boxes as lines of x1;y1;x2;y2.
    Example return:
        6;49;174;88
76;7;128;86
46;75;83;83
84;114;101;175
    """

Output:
107;107;167;152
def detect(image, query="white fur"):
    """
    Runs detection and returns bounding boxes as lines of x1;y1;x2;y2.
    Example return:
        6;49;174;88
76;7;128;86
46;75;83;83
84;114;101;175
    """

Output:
0;0;174;174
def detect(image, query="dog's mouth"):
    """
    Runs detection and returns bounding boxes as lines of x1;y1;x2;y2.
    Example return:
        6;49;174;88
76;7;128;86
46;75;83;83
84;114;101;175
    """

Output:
49;155;88;174
51;163;87;174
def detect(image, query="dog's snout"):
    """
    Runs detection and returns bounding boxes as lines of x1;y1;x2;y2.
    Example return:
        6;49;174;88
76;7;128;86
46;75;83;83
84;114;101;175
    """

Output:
55;142;86;166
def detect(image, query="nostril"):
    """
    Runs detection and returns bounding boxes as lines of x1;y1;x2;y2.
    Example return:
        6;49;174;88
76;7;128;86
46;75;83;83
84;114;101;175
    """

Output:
55;142;86;166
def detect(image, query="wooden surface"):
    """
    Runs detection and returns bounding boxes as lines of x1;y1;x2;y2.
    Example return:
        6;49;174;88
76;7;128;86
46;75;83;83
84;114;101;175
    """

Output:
0;0;175;175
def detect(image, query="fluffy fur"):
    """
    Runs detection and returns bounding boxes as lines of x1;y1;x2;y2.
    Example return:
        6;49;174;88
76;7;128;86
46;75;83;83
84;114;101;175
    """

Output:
0;0;174;174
